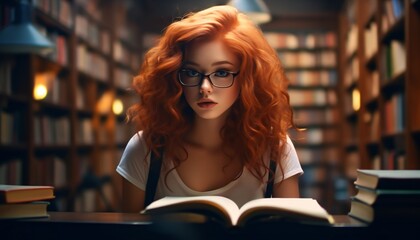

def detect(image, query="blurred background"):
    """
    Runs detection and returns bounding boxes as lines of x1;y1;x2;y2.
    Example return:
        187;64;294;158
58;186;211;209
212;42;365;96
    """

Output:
1;0;419;215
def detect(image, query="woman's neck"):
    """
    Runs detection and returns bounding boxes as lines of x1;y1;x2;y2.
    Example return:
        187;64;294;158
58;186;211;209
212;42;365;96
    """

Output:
186;115;227;150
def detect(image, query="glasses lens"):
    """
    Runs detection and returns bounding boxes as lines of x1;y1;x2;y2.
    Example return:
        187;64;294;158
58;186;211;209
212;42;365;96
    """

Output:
179;70;201;86
210;71;234;88
179;69;236;87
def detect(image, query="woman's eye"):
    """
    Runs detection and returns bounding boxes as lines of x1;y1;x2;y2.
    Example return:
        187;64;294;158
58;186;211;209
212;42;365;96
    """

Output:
214;70;229;77
186;69;200;77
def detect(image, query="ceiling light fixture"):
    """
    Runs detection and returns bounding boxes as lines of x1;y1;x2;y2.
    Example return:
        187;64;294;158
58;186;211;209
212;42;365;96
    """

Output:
227;0;272;25
0;0;54;54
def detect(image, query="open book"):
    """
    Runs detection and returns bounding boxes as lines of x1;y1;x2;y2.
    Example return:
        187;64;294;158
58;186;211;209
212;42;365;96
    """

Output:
142;196;335;227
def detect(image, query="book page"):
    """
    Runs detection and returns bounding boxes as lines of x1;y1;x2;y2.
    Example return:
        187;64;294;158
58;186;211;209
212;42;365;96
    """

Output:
235;198;334;226
144;196;240;226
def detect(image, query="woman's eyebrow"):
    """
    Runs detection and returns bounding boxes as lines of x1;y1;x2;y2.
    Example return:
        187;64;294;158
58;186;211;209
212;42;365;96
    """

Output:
211;61;234;66
182;60;234;66
182;61;199;66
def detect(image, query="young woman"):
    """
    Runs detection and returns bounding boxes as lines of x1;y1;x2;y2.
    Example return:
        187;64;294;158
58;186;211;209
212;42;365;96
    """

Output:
116;5;303;212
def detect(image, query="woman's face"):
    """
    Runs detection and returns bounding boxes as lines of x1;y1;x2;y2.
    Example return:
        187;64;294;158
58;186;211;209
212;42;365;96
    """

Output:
181;38;240;120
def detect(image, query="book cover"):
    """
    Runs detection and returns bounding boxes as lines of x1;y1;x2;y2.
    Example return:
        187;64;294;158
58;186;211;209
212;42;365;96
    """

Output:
354;185;420;206
142;196;335;227
0;201;49;219
0;185;55;204
348;198;420;224
354;169;420;190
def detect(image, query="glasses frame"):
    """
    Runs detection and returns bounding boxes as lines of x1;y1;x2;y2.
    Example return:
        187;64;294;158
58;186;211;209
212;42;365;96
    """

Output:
178;68;239;88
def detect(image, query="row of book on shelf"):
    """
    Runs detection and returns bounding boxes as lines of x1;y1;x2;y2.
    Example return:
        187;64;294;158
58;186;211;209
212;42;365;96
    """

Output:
0;159;22;185
293;108;338;126
288;128;338;146
345;39;406;90
348;169;420;224
288;88;336;107
1;110;127;147
364;94;405;141
364;0;405;61
0;149;119;215
382;0;405;34
278;51;336;68
34;0;141;69
263;32;336;49
287;70;337;86
0;109;24;145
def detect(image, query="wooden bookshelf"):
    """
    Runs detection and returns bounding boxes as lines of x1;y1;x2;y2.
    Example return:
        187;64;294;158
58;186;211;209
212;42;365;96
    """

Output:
339;0;420;193
0;0;139;212
262;16;344;213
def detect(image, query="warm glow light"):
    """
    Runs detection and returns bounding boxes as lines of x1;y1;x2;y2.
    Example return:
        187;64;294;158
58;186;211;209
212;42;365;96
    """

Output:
352;88;361;111
34;72;55;100
34;84;48;100
112;99;124;115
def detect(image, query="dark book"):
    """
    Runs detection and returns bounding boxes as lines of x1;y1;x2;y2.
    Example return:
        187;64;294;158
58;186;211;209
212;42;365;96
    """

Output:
0;201;49;219
142;196;335;227
348;198;420;224
354;169;420;190
0;185;55;203
354;185;420;206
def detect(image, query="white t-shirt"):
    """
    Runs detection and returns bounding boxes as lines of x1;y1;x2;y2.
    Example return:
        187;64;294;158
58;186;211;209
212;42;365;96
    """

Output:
116;131;303;207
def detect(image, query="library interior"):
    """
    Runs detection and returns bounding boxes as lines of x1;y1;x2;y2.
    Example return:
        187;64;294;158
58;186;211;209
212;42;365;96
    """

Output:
1;0;420;235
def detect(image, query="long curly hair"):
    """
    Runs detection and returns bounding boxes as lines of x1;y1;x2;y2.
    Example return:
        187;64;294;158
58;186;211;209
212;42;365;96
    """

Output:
127;5;294;183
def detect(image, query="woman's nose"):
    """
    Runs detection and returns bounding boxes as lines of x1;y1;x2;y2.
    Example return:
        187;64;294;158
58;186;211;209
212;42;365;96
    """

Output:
200;76;213;94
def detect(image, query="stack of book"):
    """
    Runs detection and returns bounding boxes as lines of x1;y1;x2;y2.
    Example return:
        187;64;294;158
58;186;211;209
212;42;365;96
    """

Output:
348;169;420;224
0;184;55;219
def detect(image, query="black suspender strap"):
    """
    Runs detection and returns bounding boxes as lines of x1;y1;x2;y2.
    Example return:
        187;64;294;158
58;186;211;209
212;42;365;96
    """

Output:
264;160;277;198
144;148;163;208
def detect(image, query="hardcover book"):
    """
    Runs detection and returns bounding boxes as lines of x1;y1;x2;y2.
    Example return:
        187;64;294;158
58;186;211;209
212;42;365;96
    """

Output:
354;170;420;190
348;198;420;224
349;170;420;224
0;201;49;219
354;185;420;206
0;185;55;203
142;196;335;227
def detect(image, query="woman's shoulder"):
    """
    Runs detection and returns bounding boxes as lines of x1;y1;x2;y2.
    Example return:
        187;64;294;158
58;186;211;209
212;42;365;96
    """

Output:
285;134;295;147
282;135;298;157
127;130;144;141
125;131;147;151
275;134;295;150
119;130;150;165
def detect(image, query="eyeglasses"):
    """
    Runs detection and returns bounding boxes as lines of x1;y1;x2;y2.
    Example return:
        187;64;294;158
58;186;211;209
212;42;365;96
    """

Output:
178;68;239;88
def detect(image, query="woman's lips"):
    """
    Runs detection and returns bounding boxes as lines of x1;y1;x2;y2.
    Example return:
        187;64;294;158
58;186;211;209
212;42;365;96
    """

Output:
197;100;217;109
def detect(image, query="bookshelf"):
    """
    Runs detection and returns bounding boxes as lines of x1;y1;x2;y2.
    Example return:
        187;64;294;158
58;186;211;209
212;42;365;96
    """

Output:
339;0;420;194
0;0;139;212
262;15;344;213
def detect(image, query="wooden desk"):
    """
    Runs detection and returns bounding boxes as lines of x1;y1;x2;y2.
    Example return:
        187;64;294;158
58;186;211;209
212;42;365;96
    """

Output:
0;212;416;240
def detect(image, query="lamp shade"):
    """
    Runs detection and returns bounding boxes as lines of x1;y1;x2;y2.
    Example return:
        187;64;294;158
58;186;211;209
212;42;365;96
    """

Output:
227;0;271;24
0;0;54;54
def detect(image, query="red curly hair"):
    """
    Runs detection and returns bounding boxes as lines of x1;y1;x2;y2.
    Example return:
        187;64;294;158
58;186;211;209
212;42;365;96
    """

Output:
128;5;293;183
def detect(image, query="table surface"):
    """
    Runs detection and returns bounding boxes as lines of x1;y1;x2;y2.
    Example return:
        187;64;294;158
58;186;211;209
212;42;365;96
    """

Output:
37;212;361;225
1;212;417;240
